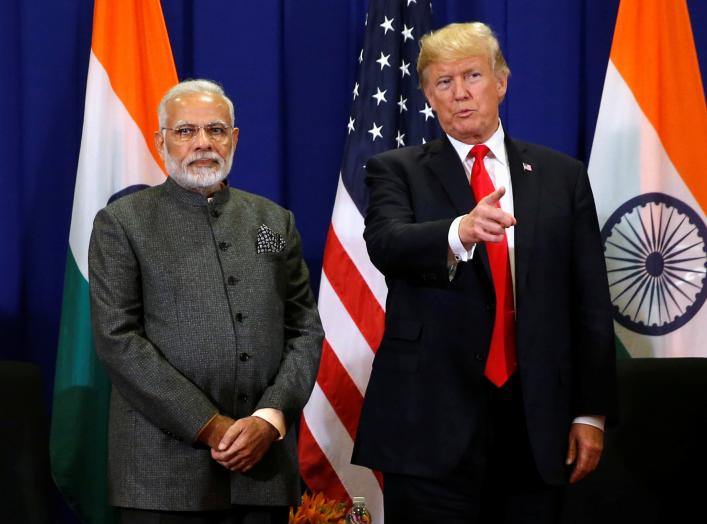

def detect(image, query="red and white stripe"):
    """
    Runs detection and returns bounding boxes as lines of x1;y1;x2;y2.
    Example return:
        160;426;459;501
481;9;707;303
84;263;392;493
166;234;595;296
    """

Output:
300;174;387;519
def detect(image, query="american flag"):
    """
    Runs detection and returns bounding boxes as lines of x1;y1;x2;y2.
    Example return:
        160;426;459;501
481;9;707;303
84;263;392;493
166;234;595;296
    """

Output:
298;0;437;520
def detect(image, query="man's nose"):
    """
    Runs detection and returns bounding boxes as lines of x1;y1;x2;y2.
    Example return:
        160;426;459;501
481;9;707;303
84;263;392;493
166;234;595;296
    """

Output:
453;79;468;100
194;127;212;148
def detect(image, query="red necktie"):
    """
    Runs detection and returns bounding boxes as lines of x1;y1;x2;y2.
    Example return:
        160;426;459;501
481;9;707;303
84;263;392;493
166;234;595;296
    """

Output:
468;145;517;387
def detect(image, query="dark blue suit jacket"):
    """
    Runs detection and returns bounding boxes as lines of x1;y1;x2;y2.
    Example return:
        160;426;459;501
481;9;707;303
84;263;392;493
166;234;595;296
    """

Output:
352;135;616;485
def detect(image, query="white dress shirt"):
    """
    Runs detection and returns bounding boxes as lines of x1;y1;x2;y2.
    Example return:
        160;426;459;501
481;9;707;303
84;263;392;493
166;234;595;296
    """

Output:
447;123;515;294
444;121;604;432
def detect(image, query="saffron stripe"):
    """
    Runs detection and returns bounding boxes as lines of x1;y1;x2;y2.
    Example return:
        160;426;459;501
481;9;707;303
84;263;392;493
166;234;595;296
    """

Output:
610;0;707;210
91;0;177;170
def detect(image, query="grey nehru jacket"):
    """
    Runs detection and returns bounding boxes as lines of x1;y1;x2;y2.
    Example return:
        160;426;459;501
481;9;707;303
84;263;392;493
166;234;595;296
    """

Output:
89;176;323;511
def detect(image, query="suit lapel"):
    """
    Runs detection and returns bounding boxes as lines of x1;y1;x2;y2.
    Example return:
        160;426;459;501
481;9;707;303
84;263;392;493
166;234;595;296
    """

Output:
506;136;539;301
420;135;540;299
424;136;475;216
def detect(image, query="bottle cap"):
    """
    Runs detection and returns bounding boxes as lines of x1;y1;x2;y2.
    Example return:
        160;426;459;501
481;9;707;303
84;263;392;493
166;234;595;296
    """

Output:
352;496;366;504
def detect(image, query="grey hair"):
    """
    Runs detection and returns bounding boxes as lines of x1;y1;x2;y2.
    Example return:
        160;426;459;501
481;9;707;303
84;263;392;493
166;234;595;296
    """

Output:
158;79;235;128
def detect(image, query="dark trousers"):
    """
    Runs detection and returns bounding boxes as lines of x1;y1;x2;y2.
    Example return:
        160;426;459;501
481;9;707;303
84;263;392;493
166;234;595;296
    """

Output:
117;506;289;524
383;376;563;524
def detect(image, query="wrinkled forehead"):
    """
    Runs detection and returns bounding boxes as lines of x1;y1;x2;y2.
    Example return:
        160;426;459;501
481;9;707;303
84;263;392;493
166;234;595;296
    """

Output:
422;53;493;83
165;92;231;125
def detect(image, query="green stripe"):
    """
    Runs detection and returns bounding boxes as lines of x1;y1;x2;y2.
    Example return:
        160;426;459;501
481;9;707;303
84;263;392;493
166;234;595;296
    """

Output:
53;252;96;387
615;334;631;359
50;252;115;524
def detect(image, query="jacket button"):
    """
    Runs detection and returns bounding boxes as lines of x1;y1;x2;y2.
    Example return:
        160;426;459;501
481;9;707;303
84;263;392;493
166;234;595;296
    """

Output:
238;394;248;402
475;352;487;362
239;352;250;362
235;312;244;322
227;276;238;285
218;241;231;251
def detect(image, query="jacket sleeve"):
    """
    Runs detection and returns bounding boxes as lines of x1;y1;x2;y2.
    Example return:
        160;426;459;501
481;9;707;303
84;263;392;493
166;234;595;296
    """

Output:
570;166;618;422
89;207;219;443
253;210;324;429
363;153;454;282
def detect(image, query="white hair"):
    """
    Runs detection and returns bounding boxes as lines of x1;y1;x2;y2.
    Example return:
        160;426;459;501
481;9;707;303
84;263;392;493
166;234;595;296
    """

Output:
158;79;235;128
163;148;233;191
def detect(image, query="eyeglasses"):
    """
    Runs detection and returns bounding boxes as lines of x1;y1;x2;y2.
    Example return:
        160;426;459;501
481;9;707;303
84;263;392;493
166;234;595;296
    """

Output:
162;124;233;143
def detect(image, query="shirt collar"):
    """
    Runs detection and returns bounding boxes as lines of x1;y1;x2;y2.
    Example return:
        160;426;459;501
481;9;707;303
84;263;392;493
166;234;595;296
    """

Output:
446;120;507;167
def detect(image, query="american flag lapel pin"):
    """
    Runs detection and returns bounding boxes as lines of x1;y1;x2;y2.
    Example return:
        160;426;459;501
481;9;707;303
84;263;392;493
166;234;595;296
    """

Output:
522;162;533;172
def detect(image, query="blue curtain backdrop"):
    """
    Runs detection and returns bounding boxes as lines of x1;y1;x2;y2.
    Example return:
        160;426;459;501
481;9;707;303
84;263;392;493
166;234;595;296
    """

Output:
1;0;706;520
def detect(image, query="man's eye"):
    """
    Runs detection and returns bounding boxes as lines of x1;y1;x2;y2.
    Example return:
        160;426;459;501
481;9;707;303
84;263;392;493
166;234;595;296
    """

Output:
207;126;227;137
437;79;451;88
175;127;196;137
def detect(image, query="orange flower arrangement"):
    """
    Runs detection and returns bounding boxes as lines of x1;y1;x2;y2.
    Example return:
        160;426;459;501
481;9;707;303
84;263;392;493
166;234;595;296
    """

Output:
289;491;350;524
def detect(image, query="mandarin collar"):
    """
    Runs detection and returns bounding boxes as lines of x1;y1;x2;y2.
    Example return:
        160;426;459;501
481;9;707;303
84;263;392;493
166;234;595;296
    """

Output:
164;175;231;207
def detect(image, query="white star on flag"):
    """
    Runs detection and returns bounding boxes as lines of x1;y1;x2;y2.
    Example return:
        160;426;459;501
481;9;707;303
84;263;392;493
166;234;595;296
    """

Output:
353;82;359;99
380;16;395;34
396;130;406;148
376;51;391;70
397;95;408;113
523;162;533;172
400;60;411;78
420;103;434;120
407;0;417;5
368;122;383;141
401;24;414;41
358;49;364;64
372;87;388;106
347;117;356;134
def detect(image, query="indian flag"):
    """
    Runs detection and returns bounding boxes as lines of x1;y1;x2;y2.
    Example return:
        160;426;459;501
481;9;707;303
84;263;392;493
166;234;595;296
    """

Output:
589;0;707;358
49;0;177;521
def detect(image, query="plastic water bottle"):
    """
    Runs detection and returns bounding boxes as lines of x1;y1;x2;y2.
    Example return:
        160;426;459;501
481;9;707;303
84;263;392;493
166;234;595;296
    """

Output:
345;496;372;523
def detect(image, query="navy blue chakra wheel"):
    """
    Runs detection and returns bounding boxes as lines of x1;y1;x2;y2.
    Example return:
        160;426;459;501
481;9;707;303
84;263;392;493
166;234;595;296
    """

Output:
601;193;707;335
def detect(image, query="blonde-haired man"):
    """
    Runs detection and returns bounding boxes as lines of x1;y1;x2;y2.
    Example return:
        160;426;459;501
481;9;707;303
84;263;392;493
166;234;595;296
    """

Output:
353;22;615;523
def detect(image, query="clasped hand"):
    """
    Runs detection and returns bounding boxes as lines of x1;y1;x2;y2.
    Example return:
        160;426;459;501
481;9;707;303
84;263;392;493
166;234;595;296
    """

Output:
211;416;279;473
458;186;516;248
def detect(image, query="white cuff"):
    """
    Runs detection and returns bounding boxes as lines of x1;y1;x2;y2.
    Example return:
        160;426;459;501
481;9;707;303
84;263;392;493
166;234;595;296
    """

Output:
448;216;475;261
253;408;286;440
572;415;605;431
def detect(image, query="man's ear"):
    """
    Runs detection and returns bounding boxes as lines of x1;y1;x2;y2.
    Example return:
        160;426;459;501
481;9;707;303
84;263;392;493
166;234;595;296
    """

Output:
496;71;508;102
154;131;165;158
421;84;435;113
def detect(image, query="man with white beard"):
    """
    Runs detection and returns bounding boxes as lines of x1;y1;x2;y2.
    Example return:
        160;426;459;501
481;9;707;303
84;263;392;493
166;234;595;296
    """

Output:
88;79;323;524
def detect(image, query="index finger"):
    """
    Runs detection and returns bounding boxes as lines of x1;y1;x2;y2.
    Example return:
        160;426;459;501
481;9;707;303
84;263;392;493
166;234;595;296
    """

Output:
481;186;506;205
217;419;244;451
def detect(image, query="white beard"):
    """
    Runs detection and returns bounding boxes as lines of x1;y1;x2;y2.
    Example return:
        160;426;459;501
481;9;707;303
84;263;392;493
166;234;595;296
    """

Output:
164;148;234;191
